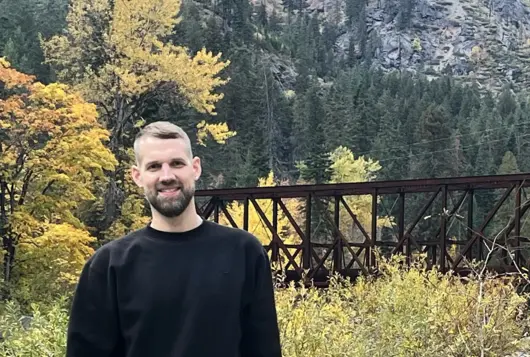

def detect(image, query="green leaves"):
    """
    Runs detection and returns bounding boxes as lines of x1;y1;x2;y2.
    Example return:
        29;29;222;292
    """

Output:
276;255;530;357
0;298;69;356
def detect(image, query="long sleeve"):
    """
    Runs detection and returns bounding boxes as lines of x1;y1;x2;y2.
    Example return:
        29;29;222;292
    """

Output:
240;248;282;357
66;254;123;357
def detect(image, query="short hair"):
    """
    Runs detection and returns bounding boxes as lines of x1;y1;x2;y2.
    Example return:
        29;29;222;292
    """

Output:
133;121;193;164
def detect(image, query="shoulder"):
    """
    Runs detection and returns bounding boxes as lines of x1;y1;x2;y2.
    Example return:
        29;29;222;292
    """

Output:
204;220;266;255
83;228;147;272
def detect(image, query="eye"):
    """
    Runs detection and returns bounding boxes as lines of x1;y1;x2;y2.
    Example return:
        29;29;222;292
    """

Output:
171;160;185;167
147;163;161;170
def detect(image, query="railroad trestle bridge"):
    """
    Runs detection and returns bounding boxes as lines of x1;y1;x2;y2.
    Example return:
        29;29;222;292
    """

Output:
195;174;530;284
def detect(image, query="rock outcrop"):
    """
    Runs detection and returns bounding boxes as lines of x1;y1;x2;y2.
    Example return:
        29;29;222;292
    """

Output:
261;0;530;93
347;0;530;92
371;0;530;91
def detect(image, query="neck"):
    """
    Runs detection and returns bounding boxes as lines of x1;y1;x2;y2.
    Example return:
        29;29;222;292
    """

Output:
150;203;203;233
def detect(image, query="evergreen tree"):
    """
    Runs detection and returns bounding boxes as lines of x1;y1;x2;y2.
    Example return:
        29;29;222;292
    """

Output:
497;87;518;120
323;70;357;151
0;0;68;82
413;104;453;178
256;3;268;28
513;106;530;172
219;0;253;45
295;83;334;248
297;83;332;184
449;129;470;176
174;0;205;53
372;93;409;180
203;16;225;54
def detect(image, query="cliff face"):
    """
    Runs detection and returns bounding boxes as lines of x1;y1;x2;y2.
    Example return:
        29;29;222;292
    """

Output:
357;0;530;92
257;0;530;93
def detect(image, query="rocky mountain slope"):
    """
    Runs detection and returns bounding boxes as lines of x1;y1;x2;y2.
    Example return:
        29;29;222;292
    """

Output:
256;0;530;93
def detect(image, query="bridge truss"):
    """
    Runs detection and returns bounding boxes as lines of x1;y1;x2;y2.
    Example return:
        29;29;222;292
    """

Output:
195;174;530;284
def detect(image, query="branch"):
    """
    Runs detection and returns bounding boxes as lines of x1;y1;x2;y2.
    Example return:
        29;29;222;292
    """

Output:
28;179;57;217
18;170;33;206
0;179;7;222
11;151;27;180
9;182;15;214
98;101;113;121
41;179;56;196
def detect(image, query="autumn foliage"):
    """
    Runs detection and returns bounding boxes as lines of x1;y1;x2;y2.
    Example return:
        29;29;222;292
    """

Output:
41;0;235;145
39;0;236;240
1;0;530;354
1;256;529;356
275;255;530;357
0;58;117;303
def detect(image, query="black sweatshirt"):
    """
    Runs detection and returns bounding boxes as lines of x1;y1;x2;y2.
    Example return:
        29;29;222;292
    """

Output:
66;220;282;357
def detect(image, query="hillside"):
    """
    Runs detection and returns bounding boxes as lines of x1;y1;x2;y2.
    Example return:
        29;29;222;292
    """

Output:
250;0;530;93
2;0;530;192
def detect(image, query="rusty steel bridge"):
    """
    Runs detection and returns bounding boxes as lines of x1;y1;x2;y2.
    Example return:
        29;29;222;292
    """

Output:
195;173;530;284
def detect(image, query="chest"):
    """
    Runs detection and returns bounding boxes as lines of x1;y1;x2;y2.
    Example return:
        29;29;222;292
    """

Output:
114;241;246;318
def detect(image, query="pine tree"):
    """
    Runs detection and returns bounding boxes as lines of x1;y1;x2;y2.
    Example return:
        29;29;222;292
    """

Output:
202;16;225;55
298;84;332;184
174;0;205;53
294;83;334;249
217;0;253;46
413;104;453;178
512;106;530;172
497;87;518;120
256;3;268;28
372;93;409;180
0;0;67;82
323;71;357;151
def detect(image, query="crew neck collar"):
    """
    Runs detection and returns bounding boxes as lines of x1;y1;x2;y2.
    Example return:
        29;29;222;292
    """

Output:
145;219;210;243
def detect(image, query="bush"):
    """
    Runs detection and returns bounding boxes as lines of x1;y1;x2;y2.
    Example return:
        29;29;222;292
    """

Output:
0;298;69;356
275;255;530;357
0;256;529;356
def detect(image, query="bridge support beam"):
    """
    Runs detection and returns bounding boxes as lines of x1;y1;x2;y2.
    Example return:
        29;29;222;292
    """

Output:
195;174;530;285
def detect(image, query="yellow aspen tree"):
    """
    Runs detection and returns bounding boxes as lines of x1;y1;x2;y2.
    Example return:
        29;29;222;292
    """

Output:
328;146;393;247
41;0;234;238
42;0;230;117
0;58;117;301
296;146;393;268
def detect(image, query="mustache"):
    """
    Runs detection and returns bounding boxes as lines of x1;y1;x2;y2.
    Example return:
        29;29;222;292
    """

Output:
156;179;182;190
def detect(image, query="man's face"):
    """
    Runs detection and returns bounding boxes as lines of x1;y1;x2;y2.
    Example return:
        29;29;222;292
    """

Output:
131;136;201;218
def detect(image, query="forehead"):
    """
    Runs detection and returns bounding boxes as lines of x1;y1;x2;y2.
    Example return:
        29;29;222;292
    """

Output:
136;136;191;165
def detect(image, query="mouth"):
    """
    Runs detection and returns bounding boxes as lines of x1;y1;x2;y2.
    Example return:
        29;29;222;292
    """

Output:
157;187;181;197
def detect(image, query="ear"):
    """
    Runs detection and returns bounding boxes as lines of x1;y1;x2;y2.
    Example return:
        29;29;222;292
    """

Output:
192;156;202;181
131;165;143;188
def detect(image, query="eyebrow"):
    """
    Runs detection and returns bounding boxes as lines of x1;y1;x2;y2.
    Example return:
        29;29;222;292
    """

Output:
144;158;186;168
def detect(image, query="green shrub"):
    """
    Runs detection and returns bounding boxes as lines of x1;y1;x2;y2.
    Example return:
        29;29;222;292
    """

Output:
0;298;69;357
275;255;530;357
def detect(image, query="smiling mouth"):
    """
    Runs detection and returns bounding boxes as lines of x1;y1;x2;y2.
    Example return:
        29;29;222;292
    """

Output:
158;187;181;196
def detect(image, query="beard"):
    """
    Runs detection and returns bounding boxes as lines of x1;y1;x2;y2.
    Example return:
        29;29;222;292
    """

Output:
145;179;195;218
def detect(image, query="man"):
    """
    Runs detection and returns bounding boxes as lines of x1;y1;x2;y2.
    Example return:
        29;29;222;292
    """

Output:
66;121;282;357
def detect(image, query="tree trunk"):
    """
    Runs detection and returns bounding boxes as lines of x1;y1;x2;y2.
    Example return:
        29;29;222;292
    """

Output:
98;94;131;236
0;178;14;299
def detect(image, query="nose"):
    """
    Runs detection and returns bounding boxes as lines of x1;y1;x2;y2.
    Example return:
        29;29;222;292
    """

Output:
159;163;174;181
